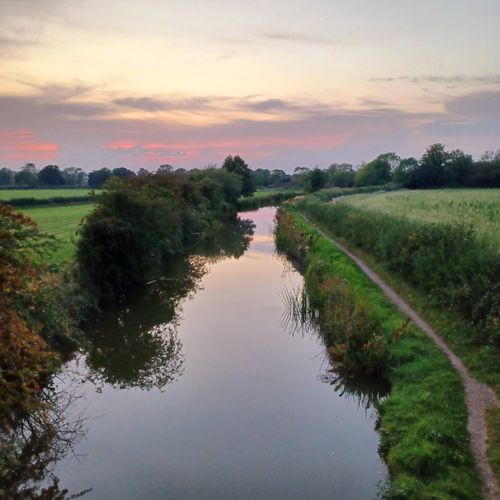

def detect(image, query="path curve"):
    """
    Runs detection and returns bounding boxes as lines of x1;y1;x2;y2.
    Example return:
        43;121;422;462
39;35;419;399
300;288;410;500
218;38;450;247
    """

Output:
302;214;500;500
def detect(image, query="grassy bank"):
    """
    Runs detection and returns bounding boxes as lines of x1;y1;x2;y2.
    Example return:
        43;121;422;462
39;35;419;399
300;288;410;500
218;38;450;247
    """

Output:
275;208;482;498
21;203;94;264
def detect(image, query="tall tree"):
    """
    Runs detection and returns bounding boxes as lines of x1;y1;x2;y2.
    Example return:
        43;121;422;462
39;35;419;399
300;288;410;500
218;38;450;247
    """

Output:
38;165;65;186
14;163;38;187
88;168;112;188
222;155;255;197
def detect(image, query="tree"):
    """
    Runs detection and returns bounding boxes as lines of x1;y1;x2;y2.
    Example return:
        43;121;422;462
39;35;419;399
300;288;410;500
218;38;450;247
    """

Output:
407;143;450;188
327;163;355;187
138;168;151;177
445;149;473;186
222;155;255;197
306;167;327;192
393;157;418;184
354;153;398;186
157;164;173;175
88;168;112;188
14;163;38;187
0;167;14;186
112;167;136;179
38;165;65;186
62;167;86;186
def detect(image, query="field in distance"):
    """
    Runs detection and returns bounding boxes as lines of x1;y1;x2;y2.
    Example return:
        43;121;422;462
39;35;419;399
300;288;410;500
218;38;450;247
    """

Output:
338;188;500;250
22;203;94;263
0;188;100;200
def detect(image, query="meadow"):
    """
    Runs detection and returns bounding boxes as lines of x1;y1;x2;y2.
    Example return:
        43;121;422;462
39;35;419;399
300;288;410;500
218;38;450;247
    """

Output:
0;188;99;201
338;189;500;250
22;203;94;263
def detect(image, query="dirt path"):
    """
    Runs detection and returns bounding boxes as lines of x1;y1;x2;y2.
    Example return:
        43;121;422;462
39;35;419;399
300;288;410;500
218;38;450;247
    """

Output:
302;214;500;500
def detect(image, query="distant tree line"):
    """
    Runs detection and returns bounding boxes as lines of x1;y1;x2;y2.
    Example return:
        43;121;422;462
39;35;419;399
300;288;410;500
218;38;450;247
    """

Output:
1;144;498;191
289;145;500;192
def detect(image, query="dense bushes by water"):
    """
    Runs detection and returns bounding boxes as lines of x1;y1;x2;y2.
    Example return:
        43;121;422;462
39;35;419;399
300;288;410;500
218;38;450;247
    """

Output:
295;197;500;346
77;169;247;304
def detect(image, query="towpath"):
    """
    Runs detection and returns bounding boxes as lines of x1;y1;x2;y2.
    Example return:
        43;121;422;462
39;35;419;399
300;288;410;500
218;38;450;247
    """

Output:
301;214;500;500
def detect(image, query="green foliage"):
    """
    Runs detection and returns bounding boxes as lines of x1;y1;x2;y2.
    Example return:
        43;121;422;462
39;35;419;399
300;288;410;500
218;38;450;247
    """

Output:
0;206;83;427
355;153;399;186
222;155;255;196
77;170;244;303
275;208;482;498
275;209;403;374
38;165;65;186
88;167;112;188
295;196;499;346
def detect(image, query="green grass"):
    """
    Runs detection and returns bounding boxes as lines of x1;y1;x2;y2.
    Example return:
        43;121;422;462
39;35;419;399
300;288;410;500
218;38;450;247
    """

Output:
251;187;302;199
21;203;94;264
277;209;482;498
339;188;500;250
0;188;100;201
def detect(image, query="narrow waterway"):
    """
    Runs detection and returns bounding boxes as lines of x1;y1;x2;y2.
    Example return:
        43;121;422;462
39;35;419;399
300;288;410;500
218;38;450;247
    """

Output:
46;207;387;499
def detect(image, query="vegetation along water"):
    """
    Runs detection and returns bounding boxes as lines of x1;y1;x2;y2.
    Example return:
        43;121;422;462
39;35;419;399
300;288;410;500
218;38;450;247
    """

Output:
1;157;499;498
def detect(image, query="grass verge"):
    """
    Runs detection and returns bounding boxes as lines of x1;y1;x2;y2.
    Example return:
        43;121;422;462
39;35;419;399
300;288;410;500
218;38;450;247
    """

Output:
21;203;94;264
276;207;482;498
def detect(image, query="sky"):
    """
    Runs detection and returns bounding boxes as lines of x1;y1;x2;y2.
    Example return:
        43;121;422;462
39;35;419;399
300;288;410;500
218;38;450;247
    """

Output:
0;0;499;172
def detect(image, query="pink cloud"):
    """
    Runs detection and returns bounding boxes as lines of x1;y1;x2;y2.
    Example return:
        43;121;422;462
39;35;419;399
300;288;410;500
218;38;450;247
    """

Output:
0;130;58;162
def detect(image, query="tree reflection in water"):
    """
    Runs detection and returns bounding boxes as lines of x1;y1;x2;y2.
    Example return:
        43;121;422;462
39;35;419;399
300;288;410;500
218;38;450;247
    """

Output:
0;380;90;499
280;281;390;410
83;217;254;392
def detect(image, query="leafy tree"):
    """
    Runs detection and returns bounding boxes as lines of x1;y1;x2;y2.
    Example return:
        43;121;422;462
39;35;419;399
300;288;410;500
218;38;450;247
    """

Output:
327;163;355;187
157;164;174;174
355;153;398;186
305;167;327;192
393;157;418;184
112;167;136;179
222;155;255;196
138;168;151;177
445;149;473;186
0;167;14;186
62;167;86;186
38;165;65;186
252;168;271;187
407;143;450;188
269;169;291;185
88;168;112;188
14;163;38;187
0;206;60;427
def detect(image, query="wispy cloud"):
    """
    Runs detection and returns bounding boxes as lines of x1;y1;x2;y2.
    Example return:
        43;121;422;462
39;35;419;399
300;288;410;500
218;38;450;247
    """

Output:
260;32;338;46
369;74;500;85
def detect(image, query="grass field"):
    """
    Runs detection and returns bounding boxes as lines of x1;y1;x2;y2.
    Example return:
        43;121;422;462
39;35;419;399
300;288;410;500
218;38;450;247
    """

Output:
21;203;94;263
0;188;100;201
338;189;500;249
252;188;302;198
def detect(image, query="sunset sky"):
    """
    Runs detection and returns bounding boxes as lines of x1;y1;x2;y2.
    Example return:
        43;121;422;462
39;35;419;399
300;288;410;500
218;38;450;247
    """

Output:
1;0;499;171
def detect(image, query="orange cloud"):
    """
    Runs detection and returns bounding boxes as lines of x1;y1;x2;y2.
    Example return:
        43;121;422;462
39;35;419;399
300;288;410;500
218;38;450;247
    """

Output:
0;130;58;162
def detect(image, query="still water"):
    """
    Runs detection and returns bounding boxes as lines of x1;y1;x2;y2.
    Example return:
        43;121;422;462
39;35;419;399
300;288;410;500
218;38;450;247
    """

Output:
48;207;387;499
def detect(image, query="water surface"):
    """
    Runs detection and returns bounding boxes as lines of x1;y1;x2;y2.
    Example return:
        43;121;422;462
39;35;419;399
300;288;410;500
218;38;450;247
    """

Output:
47;207;387;499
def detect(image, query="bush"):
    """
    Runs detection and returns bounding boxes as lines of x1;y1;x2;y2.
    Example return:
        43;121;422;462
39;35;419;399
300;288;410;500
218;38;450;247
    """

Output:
296;197;500;346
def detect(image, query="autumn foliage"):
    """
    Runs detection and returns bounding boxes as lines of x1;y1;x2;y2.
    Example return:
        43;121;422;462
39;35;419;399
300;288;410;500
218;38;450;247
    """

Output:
0;206;59;429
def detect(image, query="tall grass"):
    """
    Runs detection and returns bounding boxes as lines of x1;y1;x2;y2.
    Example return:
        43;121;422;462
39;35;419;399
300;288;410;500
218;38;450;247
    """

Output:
295;197;499;346
275;207;482;498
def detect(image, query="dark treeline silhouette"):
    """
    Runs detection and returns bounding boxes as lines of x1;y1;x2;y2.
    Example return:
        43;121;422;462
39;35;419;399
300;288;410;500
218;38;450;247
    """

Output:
2;143;498;190
289;144;500;191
